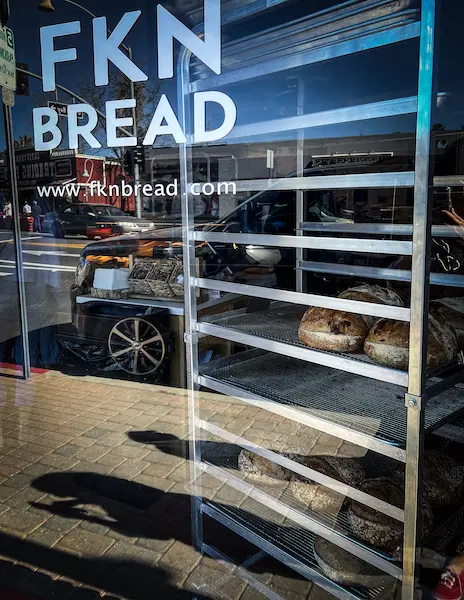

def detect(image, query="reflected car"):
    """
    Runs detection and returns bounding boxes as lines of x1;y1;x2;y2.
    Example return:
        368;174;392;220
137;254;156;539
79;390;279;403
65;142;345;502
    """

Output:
44;203;155;239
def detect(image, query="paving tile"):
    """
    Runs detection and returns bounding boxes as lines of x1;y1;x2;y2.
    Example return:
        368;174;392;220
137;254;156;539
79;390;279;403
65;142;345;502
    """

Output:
165;464;188;483
56;528;115;556
5;487;47;509
6;473;37;490
39;455;79;470
134;475;175;493
44;514;82;534
86;427;112;440
141;462;177;479
158;541;202;586
26;525;63;548
71;436;97;448
108;445;150;460
135;536;174;555
186;562;247;600
0;485;21;500
104;540;160;565
96;454;126;468
55;444;83;458
109;460;150;479
75;445;110;462
0;506;47;533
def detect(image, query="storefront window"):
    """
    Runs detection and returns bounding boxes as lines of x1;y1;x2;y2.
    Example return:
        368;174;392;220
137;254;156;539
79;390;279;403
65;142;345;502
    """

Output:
0;1;463;599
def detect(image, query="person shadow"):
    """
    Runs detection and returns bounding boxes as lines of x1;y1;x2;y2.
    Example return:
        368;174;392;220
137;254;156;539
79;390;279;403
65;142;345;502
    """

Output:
29;468;312;591
0;527;210;600
128;430;190;459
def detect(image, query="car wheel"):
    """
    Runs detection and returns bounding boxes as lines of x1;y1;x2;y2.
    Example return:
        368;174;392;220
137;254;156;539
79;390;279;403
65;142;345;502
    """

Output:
108;317;166;376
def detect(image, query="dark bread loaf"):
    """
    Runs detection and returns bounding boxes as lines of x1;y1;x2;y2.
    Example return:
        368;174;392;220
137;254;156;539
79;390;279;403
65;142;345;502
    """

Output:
364;313;458;370
348;478;433;551
338;285;403;308
289;456;366;514
393;450;464;508
433;298;464;350
299;285;404;353
313;537;395;589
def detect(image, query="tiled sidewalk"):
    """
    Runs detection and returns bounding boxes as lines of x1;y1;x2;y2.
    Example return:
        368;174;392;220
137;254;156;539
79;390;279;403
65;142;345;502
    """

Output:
0;370;386;600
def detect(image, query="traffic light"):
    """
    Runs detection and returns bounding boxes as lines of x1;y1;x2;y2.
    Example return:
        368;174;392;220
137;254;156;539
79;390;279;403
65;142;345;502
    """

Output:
0;0;10;26
16;63;30;96
134;144;145;166
123;149;134;177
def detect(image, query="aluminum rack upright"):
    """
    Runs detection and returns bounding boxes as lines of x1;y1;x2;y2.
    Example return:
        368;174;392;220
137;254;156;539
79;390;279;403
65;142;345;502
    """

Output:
178;1;464;599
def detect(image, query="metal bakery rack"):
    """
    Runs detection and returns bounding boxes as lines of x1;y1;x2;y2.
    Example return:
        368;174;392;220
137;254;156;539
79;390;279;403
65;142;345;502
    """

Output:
178;0;464;598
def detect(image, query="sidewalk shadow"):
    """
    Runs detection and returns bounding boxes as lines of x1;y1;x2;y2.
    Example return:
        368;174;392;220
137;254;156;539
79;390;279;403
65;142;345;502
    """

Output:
30;470;300;581
0;529;209;600
128;431;190;459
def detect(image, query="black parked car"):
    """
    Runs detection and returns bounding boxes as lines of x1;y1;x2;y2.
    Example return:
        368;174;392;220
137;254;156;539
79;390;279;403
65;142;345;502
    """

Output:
44;204;155;239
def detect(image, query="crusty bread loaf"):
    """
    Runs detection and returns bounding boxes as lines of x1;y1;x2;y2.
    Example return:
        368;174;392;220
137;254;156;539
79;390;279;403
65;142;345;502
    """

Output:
348;478;433;551
364;313;458;370
298;307;369;353
289;456;366;514
238;449;292;482
338;285;403;308
313;537;395;589
433;298;464;350
393;450;464;508
298;285;404;353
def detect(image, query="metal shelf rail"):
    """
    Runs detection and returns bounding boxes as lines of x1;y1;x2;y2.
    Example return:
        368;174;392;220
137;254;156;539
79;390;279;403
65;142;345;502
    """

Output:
179;0;450;598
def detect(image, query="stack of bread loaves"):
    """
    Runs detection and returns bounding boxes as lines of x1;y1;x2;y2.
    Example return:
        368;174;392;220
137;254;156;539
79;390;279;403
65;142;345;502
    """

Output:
299;284;459;369
298;285;403;353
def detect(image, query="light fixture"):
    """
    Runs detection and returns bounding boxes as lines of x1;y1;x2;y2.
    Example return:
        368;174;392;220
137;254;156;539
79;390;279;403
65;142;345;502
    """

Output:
38;0;55;12
82;168;90;177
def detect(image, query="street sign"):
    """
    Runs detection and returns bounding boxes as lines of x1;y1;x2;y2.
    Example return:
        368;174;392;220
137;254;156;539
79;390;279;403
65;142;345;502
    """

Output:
2;85;14;106
0;26;15;90
47;101;85;120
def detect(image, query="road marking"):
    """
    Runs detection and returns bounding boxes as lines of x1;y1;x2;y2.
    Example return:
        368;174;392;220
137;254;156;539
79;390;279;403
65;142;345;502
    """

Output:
0;235;45;242
22;250;81;258
0;259;75;272
20;241;87;249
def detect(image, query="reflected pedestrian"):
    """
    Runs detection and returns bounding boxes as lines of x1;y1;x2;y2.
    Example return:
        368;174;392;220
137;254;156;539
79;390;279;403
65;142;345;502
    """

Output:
4;200;12;230
23;200;32;215
32;200;42;232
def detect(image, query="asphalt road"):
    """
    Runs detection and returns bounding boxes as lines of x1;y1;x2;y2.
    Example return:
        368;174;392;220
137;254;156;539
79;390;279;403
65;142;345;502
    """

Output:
0;231;88;345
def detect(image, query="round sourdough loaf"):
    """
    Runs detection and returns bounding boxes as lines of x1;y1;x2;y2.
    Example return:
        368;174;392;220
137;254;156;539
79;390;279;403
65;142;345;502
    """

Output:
338;284;403;308
347;478;434;551
393;450;464;508
313;537;395;589
364;313;458;370
298;307;369;353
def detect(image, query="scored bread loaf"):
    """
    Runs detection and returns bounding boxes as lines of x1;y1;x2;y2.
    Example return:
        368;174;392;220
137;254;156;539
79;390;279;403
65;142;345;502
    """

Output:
298;285;404;353
364;313;458;370
237;449;292;483
289;456;366;514
298;308;369;353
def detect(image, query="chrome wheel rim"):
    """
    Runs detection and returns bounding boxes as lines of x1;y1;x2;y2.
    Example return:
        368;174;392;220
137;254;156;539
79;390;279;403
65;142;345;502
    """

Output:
108;317;165;375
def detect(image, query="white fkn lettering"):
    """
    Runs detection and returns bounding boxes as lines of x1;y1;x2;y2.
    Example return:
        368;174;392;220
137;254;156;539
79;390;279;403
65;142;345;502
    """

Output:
39;1;221;91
